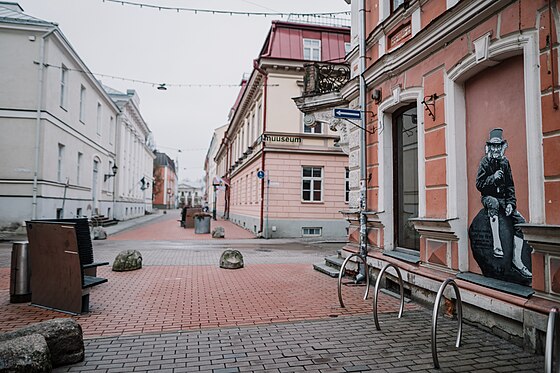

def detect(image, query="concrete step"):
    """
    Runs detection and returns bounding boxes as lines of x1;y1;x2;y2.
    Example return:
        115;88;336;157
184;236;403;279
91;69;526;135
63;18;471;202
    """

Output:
312;263;340;278
325;255;344;269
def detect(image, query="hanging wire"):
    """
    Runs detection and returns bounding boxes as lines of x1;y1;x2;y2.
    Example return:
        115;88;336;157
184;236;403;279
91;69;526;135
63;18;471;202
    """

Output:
41;62;279;89
101;0;351;18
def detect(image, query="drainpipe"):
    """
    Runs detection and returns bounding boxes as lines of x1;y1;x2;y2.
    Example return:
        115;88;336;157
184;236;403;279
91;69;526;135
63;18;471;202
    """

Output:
253;59;268;237
32;27;57;220
356;0;368;282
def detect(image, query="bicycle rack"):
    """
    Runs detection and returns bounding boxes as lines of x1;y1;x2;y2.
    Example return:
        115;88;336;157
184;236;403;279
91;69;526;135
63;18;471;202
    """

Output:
545;307;560;373
432;278;463;369
373;263;404;330
337;253;370;308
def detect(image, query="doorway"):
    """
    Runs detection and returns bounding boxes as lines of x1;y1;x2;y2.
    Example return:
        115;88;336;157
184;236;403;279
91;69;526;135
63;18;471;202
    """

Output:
393;105;420;250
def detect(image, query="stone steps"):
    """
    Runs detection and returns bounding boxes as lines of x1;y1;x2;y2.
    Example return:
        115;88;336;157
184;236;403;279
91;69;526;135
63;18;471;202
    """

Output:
313;251;354;278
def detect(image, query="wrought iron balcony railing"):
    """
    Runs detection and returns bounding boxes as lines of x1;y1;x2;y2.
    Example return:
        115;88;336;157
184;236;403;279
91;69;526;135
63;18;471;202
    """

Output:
303;62;350;96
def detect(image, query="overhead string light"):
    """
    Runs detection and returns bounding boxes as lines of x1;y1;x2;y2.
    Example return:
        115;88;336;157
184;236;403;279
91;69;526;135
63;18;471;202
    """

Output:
101;0;351;18
41;63;279;89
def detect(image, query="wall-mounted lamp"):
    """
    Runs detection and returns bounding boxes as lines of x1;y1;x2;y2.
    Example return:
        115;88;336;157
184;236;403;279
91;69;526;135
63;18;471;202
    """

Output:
421;93;438;121
372;89;382;105
104;164;118;181
140;177;150;190
157;83;167;91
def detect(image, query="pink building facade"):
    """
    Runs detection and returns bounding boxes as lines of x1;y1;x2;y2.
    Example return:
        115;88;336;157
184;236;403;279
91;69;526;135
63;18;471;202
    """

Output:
214;21;351;239
297;0;560;351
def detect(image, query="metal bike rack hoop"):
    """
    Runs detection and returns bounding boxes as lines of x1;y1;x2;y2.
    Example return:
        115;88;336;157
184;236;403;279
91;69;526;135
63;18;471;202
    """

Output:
432;278;463;369
337;253;370;308
373;263;404;330
545;307;560;373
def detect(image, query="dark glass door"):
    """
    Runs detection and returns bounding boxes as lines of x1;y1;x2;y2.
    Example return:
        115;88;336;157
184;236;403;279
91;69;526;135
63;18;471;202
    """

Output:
393;105;420;250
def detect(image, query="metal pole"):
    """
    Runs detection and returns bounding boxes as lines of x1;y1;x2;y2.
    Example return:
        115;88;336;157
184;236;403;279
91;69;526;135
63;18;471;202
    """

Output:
61;178;69;218
265;174;270;239
356;0;368;282
212;185;217;220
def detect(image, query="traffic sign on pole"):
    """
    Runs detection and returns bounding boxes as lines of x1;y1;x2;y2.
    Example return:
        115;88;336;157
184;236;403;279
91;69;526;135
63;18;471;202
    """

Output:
333;108;362;120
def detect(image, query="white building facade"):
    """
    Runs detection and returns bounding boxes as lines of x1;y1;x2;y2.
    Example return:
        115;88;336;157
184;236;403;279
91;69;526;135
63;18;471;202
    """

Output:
0;3;154;235
105;87;155;220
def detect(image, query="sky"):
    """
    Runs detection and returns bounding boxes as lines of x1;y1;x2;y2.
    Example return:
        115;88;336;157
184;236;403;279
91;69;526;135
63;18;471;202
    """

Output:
17;0;350;181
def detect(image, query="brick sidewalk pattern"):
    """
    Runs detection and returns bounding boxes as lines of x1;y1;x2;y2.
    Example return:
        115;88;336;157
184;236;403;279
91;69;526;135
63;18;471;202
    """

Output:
53;311;543;373
108;212;256;241
0;211;546;372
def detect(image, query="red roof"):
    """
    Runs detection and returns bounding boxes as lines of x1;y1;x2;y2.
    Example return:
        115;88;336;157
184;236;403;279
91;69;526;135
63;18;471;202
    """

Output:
259;21;350;62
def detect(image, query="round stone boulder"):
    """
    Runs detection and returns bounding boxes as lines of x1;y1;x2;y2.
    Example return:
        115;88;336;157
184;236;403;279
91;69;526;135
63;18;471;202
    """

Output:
219;250;244;269
112;250;143;272
212;226;225;239
0;334;51;372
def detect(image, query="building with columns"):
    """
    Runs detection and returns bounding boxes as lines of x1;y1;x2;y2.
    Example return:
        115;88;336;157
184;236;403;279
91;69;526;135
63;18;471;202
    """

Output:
0;2;156;236
214;20;351;239
105;87;155;220
296;0;560;351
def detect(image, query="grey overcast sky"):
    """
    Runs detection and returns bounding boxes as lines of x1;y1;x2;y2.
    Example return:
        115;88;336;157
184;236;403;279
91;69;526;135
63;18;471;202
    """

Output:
18;0;350;181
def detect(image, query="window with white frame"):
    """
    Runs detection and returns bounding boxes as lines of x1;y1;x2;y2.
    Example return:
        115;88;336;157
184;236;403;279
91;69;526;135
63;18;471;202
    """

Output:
79;85;86;123
344;42;352;55
392;0;406;13
77;152;83;184
96;103;102;135
57;143;65;182
303;121;322;134
60;65;68;108
345;167;350;203
303;227;322;236
302;166;322;202
109;116;115;145
303;38;321;61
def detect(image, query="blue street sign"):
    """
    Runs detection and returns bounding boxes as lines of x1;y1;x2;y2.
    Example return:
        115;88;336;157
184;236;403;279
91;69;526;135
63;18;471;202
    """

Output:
257;170;266;179
333;108;361;120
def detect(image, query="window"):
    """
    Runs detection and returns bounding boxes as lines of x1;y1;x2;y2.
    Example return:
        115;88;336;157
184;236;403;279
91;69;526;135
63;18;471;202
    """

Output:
391;0;406;13
344;42;352;55
60;65;68;108
77;152;83;184
109;116;115;145
302;166;322;202
79;85;86;122
76;208;82;217
304;122;322;134
303;227;322;236
96;103;102;135
57;143;65;182
303;39;321;61
345;167;350;203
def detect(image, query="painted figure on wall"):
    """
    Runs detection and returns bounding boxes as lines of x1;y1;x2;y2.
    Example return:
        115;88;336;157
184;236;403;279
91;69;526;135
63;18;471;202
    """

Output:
469;128;532;286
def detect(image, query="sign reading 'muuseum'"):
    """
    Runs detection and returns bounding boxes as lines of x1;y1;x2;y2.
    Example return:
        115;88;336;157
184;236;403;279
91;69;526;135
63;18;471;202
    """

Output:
262;135;301;143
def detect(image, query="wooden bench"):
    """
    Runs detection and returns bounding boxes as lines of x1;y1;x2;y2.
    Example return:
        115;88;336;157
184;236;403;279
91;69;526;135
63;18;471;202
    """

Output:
25;219;109;314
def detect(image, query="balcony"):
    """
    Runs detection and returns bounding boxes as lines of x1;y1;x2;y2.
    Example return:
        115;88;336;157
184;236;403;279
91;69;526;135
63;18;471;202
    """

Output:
302;62;350;96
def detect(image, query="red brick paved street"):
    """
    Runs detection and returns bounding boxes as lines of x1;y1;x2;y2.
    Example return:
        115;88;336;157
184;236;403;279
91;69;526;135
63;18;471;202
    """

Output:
0;212;415;338
108;210;256;241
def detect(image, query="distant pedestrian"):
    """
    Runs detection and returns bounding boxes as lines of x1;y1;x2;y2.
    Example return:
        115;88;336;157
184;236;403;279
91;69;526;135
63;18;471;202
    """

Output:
180;205;187;228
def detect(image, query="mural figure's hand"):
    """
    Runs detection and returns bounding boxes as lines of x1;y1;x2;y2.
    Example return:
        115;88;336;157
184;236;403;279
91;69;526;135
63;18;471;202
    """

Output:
494;169;504;181
506;204;513;216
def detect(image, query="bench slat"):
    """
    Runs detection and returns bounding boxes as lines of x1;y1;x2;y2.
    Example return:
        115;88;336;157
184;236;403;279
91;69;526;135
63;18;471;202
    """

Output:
82;276;108;289
82;261;110;269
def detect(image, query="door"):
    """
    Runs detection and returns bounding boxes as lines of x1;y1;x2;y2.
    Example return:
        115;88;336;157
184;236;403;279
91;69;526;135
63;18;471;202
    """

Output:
393;105;420;250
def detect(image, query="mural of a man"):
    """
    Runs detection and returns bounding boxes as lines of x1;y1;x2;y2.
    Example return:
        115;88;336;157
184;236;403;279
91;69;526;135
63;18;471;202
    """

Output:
475;128;532;279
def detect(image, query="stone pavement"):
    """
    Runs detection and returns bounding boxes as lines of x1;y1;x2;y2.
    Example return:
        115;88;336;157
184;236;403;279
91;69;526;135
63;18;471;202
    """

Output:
0;211;545;372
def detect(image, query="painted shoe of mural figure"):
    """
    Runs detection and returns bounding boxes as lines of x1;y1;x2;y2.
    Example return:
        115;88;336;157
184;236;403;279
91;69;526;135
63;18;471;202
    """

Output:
489;216;504;258
512;236;532;279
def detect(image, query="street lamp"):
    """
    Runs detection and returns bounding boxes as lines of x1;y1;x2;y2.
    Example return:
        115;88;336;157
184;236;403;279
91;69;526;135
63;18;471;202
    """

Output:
104;164;118;181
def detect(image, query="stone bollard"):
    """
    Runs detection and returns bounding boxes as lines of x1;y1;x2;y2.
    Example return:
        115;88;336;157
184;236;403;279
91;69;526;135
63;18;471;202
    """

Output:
0;318;84;368
212;226;225;238
92;226;107;240
112;250;143;271
219;250;244;269
0;334;52;372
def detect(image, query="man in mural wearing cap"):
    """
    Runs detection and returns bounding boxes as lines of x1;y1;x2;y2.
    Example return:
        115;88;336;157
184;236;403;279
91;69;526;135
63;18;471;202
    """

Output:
475;128;532;279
